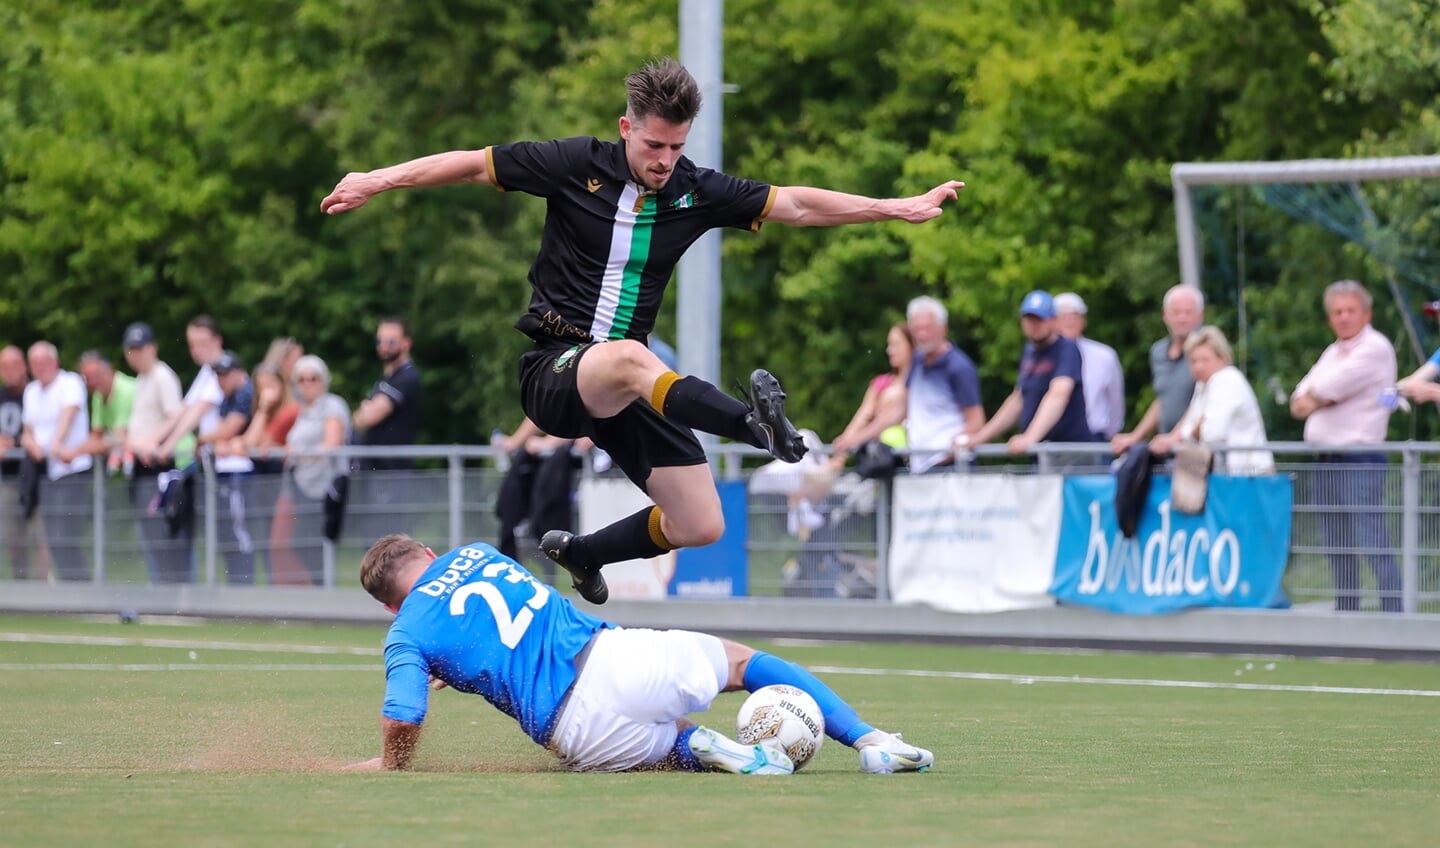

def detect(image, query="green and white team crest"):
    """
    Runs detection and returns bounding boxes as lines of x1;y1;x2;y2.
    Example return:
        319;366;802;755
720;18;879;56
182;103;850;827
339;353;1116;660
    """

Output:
552;345;581;373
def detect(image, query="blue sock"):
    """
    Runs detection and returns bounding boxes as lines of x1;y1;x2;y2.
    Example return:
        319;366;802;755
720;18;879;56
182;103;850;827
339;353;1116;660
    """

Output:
742;652;874;747
671;726;704;772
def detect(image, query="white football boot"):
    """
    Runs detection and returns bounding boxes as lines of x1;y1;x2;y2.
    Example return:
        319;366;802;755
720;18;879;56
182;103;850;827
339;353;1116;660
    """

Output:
858;731;934;774
689;726;794;775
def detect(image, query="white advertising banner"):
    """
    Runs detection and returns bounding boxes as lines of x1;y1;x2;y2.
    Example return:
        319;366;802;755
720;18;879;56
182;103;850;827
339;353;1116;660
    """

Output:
577;477;677;599
889;474;1061;612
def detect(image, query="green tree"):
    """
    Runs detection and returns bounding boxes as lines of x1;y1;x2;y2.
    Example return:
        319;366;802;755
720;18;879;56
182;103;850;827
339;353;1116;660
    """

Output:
3;0;1436;448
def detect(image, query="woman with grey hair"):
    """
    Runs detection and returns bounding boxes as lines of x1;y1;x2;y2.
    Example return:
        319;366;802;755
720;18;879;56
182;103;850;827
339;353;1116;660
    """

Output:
277;355;350;584
1150;326;1273;475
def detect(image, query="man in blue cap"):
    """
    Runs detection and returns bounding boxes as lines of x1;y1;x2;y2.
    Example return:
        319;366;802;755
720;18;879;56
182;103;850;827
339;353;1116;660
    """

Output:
970;291;1094;459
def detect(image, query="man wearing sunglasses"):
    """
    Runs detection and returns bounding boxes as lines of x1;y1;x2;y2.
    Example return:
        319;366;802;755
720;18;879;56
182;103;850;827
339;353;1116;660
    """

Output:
353;317;422;472
353;318;423;537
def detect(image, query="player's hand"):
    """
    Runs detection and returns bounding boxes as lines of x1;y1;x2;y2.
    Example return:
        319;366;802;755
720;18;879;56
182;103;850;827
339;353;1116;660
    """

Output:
429;675;448;691
320;172;381;215
895;180;965;223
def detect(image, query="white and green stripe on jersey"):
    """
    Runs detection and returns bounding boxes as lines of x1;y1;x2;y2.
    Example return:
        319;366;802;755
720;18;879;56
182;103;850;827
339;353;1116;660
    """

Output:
590;183;658;341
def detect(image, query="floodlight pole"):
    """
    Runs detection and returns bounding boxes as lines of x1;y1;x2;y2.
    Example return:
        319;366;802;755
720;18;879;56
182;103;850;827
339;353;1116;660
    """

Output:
678;1;724;406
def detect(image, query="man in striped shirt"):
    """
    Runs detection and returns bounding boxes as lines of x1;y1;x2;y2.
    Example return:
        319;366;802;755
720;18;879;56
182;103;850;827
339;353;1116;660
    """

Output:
321;58;964;604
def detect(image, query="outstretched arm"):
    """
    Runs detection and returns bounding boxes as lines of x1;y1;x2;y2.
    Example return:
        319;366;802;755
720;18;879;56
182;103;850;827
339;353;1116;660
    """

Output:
763;181;965;227
321;149;494;215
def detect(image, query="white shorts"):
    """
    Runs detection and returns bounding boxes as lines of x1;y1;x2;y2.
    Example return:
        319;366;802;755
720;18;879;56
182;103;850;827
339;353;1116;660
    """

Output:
548;627;729;773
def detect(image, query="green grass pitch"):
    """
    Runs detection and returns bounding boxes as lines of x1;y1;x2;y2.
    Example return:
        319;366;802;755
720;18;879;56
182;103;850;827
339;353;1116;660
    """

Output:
1;613;1436;847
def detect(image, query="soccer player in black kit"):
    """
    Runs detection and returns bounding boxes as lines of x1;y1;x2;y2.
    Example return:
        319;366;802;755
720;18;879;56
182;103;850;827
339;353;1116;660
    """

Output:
322;58;964;604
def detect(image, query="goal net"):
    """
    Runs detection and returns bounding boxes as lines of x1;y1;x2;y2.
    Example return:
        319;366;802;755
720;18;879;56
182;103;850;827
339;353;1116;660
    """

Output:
1172;156;1440;442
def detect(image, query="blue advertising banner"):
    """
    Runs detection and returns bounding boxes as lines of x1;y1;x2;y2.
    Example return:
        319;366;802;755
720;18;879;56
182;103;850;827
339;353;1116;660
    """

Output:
671;479;748;598
1051;475;1292;614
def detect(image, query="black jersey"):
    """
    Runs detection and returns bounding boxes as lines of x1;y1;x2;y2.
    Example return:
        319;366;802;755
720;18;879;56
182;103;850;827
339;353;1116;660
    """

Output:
488;136;776;346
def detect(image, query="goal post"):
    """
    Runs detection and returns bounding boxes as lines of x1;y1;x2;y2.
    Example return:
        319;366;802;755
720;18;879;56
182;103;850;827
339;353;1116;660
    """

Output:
1172;155;1440;368
1173;155;1440;290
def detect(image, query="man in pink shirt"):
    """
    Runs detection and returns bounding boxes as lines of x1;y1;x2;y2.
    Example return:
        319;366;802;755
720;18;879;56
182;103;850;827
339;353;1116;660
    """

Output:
1290;280;1401;612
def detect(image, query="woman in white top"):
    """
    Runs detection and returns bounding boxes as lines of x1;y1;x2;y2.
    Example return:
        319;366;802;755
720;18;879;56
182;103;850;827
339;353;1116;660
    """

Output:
1150;326;1274;475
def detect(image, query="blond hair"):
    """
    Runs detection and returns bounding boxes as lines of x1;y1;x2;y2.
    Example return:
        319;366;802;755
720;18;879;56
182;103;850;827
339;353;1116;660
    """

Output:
1183;325;1234;364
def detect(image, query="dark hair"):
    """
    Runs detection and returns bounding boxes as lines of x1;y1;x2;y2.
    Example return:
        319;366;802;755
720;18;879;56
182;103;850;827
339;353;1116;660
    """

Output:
625;57;701;124
377;316;410;337
188;314;221;338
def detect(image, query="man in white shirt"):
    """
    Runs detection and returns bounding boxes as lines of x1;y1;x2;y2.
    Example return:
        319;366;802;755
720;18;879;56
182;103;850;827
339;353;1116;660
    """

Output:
19;342;92;581
1290;280;1401;612
1054;293;1125;440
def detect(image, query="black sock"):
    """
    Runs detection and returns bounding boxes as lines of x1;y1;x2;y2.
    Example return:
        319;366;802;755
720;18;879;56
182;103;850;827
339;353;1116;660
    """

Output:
570;506;673;570
652;374;763;448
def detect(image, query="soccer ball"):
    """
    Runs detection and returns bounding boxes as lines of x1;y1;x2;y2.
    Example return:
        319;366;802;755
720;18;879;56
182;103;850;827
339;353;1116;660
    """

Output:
736;684;825;770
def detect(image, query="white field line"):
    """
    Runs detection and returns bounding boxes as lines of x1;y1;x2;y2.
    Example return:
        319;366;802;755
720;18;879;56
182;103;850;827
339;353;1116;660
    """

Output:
0;632;382;655
807;665;1440;698
4;632;1436;697
0;663;378;672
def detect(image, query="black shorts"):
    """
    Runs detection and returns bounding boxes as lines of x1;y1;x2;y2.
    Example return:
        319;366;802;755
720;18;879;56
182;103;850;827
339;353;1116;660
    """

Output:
517;343;706;492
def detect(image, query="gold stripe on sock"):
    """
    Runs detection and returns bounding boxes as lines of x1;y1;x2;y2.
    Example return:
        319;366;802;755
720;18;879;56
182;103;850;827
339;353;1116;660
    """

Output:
649;371;682;414
648;506;675;550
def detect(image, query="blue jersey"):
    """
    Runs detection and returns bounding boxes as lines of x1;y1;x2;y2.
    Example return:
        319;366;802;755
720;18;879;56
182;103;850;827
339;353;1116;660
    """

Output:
381;542;611;744
1018;336;1092;442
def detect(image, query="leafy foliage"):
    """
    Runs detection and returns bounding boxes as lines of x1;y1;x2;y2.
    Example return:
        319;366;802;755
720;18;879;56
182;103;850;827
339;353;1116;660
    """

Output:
1;0;1436;442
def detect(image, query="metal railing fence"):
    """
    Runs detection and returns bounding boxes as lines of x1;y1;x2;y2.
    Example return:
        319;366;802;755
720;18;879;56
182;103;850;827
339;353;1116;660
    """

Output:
1;442;1437;615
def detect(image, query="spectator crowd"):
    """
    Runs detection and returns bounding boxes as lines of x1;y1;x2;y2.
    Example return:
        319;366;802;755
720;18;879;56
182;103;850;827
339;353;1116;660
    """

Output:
1;315;423;587
2;280;1432;613
809;279;1425;613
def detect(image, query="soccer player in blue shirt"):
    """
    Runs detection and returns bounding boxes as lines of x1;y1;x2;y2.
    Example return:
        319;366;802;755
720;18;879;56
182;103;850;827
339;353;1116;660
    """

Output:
346;534;934;775
321;58;964;607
